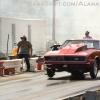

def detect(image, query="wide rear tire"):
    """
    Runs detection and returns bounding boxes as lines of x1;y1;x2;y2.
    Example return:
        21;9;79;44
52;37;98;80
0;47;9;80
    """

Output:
90;60;98;79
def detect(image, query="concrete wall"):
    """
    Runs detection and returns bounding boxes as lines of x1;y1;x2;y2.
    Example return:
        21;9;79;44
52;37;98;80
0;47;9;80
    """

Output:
0;19;1;51
0;17;46;54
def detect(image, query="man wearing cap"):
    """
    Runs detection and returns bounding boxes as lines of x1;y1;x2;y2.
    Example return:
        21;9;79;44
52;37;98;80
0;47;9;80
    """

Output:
17;35;32;72
83;31;92;38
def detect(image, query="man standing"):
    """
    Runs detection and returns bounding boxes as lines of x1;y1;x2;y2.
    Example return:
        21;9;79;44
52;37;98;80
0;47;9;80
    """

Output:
83;31;92;38
17;35;32;72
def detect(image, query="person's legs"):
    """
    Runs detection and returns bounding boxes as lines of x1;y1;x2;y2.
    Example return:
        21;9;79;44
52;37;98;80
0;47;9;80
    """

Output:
18;54;23;59
24;54;30;71
18;54;24;71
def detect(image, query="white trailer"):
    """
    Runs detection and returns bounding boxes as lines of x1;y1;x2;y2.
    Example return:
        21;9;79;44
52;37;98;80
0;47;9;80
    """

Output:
0;17;46;55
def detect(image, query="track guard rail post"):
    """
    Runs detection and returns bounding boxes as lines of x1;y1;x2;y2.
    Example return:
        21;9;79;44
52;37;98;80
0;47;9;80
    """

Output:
85;91;97;100
68;97;81;100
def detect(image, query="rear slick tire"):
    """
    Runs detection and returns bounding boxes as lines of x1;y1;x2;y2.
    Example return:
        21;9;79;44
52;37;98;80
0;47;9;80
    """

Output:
90;60;98;79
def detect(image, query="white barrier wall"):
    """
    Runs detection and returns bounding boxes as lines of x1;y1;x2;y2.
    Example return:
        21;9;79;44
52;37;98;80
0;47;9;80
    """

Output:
30;57;38;71
22;57;44;71
3;59;22;73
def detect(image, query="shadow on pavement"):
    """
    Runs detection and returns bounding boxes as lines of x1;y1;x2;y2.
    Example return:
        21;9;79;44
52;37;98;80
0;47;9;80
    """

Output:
48;74;86;81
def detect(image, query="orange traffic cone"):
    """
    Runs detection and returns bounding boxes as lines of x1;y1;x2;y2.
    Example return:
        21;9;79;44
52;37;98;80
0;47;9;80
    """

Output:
37;64;42;70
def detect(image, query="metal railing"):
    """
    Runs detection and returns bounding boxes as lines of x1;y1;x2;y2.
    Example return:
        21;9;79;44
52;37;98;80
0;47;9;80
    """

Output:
58;87;100;100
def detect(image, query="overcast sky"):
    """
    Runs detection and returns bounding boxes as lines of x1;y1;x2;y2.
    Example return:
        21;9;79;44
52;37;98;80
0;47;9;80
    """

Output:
0;0;100;18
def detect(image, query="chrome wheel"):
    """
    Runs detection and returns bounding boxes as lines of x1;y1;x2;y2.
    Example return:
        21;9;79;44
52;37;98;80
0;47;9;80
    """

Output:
90;60;98;79
94;61;98;76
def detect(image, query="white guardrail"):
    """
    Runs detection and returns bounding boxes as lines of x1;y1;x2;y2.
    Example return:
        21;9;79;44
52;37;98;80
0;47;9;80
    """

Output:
30;57;39;71
23;57;45;71
3;59;22;73
0;57;45;76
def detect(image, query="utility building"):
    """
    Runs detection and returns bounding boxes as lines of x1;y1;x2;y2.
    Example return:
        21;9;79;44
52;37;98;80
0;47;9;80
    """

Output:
0;17;46;55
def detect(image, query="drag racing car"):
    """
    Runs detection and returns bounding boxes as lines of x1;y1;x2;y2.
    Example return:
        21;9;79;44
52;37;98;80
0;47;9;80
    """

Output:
44;39;100;79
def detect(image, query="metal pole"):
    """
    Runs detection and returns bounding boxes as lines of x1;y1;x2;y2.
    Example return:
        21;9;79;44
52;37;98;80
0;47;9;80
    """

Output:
52;0;55;42
6;34;9;58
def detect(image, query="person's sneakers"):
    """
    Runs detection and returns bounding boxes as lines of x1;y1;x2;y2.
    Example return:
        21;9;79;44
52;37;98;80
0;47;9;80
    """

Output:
20;67;23;71
25;69;31;72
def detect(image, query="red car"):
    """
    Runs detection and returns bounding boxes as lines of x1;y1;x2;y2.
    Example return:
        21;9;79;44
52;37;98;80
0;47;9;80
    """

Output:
44;39;100;79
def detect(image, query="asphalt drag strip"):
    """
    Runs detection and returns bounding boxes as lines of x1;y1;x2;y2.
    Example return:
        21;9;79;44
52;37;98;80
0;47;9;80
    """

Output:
0;71;100;100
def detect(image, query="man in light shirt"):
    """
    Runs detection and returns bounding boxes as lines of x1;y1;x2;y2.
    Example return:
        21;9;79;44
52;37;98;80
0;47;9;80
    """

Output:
83;31;92;38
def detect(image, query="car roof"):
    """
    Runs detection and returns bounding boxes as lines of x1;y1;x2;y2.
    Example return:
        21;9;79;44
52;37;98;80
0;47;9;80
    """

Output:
66;38;100;41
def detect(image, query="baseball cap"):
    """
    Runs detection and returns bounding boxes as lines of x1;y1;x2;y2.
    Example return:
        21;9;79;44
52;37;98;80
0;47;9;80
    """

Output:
20;35;27;39
86;31;90;34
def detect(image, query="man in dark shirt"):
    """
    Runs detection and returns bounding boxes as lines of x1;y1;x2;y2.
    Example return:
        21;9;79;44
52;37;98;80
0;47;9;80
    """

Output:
17;35;32;72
